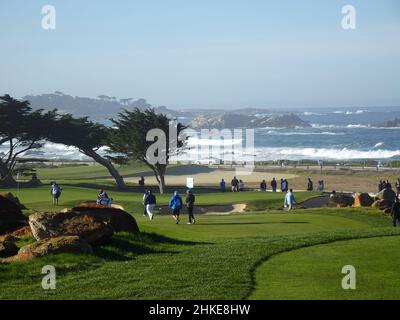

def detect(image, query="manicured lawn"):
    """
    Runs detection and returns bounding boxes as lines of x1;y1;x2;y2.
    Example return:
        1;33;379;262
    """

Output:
34;163;148;180
250;235;400;300
1;179;399;300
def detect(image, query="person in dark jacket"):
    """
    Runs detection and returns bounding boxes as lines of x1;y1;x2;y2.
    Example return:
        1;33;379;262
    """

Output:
145;190;157;220
391;196;400;227
186;189;196;224
271;178;277;192
260;180;267;191
307;178;314;191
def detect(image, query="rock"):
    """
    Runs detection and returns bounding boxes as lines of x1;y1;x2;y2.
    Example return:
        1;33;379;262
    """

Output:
0;193;28;231
383;207;393;214
189;112;311;129
327;194;355;207
0;192;26;210
72;203;140;234
0;240;19;258
353;193;374;207
29;211;114;244
375;188;397;205
18;236;93;258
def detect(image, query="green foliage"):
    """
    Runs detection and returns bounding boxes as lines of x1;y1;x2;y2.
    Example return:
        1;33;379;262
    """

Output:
0;95;57;184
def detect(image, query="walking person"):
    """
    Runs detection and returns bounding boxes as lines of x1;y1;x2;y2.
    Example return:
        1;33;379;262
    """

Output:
169;191;183;224
284;189;296;211
50;182;62;205
271;178;277;192
145;190;157;221
186;189;196;224
391;196;400;227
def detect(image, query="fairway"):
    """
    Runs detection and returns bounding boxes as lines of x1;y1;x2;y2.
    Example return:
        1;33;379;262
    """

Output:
1;175;400;300
251;236;400;300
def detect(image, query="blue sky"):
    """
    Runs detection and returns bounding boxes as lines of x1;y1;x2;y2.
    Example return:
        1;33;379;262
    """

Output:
0;0;399;109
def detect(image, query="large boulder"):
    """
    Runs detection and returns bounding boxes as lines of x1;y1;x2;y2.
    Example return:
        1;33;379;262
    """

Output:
72;203;140;234
375;188;397;206
29;211;114;244
2;236;93;262
0;240;19;258
18;236;93;257
327;194;355;207
353;193;374;207
0;193;28;230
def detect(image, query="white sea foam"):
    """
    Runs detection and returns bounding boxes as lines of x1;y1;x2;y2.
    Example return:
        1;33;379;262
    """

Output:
253;147;400;161
262;131;343;136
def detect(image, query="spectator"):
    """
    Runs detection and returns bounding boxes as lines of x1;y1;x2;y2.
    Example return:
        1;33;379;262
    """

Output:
220;179;226;192
260;179;267;191
307;178;314;191
97;188;112;206
231;176;239;192
239;180;245;192
271;178;277;192
391;196;400;227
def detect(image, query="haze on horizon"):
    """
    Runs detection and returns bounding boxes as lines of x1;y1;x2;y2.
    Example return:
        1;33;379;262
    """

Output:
1;0;399;110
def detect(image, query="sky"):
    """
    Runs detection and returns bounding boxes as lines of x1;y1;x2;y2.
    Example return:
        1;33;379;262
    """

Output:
0;0;399;109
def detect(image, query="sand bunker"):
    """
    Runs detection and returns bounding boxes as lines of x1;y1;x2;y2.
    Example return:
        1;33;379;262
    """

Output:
157;203;246;216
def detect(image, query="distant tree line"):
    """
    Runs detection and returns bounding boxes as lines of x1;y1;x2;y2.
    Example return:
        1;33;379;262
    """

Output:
0;94;184;193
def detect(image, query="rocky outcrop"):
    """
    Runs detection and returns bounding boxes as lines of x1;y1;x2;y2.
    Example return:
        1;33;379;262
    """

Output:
29;211;114;244
28;204;139;245
327;194;354;207
72;203;139;233
3;236;93;262
353;193;374;207
0;193;28;231
375;118;400;128
0;240;19;258
189;112;310;129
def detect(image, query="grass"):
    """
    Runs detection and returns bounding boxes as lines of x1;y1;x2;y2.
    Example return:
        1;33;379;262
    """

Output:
1;172;399;300
250;235;400;299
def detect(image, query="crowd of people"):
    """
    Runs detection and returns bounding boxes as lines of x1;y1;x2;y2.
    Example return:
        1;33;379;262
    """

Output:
48;175;400;227
378;178;400;194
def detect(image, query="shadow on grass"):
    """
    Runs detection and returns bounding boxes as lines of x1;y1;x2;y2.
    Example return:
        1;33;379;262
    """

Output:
94;231;210;262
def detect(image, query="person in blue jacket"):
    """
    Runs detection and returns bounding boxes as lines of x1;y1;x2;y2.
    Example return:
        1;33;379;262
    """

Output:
169;191;183;224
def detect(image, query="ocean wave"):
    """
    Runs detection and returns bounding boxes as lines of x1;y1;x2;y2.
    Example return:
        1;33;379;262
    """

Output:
253;147;400;161
373;142;384;148
332;110;369;115
262;130;343;136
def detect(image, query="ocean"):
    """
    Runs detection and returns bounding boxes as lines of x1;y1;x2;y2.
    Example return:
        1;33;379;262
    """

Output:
253;106;400;162
2;106;400;162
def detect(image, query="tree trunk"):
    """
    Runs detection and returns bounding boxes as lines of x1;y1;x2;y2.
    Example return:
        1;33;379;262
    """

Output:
0;161;17;187
83;149;127;189
158;174;166;194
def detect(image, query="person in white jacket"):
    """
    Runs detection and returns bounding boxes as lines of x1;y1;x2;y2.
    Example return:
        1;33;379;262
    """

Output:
284;189;296;211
